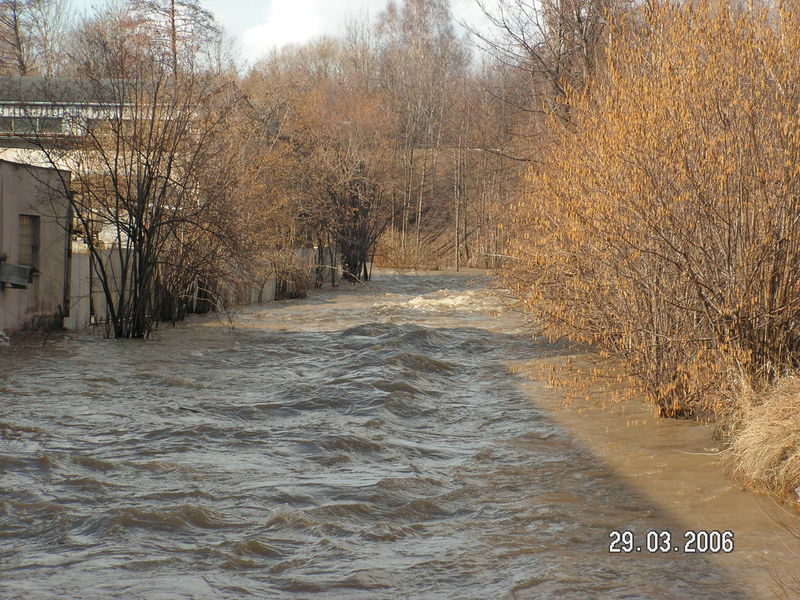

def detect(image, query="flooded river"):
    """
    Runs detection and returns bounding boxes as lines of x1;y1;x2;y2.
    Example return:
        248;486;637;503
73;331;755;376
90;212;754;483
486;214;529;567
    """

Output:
1;271;799;599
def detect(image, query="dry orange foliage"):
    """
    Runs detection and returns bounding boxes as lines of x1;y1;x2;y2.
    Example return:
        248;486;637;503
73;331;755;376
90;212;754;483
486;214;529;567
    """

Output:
503;0;800;417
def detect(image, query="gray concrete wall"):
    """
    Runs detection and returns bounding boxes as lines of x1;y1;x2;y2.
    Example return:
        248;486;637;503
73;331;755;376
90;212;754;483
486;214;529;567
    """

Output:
63;247;115;331
223;247;338;307
63;245;339;332
0;160;70;335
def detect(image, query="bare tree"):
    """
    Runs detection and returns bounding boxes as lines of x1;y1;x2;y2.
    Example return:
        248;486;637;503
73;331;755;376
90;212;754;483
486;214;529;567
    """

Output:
473;0;618;121
0;0;70;76
375;0;469;250
246;36;398;282
128;0;221;75
30;8;252;337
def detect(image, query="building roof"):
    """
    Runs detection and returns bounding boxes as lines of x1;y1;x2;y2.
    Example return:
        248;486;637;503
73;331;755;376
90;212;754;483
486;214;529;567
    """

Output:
0;76;118;104
0;155;71;176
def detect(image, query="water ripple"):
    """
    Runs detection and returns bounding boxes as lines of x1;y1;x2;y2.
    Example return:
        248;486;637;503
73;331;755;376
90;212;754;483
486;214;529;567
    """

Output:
0;271;759;599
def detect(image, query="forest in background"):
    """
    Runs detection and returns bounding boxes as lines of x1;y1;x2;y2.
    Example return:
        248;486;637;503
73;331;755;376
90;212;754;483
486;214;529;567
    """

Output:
0;0;530;338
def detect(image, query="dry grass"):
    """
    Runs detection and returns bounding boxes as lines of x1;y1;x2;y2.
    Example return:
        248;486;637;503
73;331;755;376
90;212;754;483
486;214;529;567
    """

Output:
729;376;800;503
374;228;446;270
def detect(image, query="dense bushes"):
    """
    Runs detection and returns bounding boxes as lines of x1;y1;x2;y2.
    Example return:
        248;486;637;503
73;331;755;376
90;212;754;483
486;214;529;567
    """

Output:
502;1;800;418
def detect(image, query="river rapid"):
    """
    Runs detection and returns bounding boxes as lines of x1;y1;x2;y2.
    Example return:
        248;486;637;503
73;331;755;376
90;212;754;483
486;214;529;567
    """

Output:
1;270;798;599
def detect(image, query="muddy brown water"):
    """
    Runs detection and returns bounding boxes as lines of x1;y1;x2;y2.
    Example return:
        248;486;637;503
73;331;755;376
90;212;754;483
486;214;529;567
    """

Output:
1;270;799;599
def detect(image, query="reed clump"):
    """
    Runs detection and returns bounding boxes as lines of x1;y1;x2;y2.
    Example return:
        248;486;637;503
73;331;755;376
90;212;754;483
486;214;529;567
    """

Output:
502;1;800;499
375;227;446;270
729;378;800;502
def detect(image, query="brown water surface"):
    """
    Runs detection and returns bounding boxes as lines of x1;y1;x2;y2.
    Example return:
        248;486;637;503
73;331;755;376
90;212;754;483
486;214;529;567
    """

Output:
1;270;798;599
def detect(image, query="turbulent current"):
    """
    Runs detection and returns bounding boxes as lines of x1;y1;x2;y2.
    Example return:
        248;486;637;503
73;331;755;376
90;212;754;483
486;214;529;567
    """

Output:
1;271;797;599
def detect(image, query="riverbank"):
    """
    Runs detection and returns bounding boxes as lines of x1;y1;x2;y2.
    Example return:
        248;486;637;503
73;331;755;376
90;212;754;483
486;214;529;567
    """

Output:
514;353;800;600
497;0;800;524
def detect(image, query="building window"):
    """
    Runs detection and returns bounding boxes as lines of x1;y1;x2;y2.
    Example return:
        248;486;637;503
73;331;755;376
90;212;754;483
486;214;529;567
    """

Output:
0;116;63;135
12;116;36;134
86;118;113;135
39;117;63;134
18;214;40;269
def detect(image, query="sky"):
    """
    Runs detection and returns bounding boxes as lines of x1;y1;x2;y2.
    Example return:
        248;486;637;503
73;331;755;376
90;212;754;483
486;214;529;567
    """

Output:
71;0;496;66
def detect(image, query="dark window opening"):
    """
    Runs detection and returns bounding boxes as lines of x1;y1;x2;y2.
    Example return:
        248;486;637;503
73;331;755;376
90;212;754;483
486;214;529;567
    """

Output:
18;214;40;269
0;116;63;135
39;117;63;133
13;117;36;134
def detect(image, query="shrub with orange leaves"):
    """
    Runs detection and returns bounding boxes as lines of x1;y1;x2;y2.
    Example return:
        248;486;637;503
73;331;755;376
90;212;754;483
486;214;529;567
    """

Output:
503;1;800;418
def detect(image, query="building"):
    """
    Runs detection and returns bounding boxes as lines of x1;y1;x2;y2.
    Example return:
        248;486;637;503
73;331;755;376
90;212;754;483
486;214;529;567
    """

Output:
0;76;118;149
0;76;319;336
0;159;71;335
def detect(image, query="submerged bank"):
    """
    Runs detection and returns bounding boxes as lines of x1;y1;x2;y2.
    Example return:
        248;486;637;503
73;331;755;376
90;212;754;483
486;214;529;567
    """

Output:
515;352;800;599
1;270;798;598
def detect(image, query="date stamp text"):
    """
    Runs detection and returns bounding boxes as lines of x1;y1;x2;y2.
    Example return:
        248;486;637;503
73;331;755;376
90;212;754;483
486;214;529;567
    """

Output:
608;530;734;553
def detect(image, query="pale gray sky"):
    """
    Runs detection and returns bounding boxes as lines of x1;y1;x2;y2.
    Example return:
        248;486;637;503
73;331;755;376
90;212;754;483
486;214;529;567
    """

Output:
70;0;497;66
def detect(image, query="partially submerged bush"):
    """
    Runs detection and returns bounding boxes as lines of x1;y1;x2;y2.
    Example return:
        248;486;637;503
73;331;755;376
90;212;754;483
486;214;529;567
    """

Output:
730;377;800;502
273;252;312;300
503;1;800;417
274;265;311;300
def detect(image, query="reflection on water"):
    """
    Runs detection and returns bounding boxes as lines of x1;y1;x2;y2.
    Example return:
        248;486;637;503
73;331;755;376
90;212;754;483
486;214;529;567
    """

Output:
0;270;797;599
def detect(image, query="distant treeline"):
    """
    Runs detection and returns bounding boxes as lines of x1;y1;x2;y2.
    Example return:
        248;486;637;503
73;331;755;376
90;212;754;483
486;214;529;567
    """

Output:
7;0;526;337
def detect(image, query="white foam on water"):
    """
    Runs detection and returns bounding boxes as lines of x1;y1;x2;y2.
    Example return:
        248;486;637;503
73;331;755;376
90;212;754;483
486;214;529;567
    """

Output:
405;290;486;312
